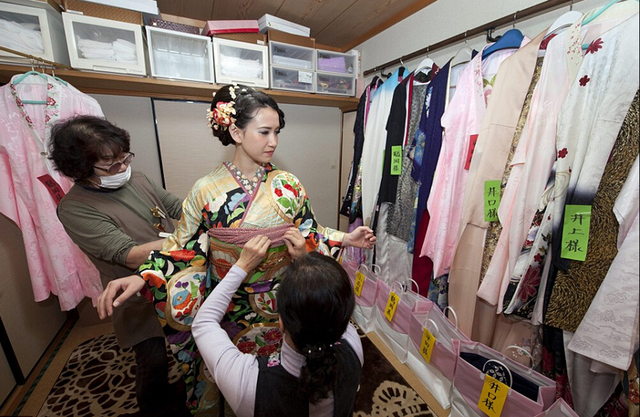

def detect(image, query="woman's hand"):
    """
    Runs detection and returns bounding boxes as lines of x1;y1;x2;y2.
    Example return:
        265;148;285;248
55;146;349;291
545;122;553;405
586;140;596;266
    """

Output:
283;227;307;260
343;226;377;249
97;275;146;319
236;235;271;273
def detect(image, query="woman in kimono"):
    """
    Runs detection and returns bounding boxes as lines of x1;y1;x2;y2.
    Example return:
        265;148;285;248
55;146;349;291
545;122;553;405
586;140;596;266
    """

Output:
98;84;375;414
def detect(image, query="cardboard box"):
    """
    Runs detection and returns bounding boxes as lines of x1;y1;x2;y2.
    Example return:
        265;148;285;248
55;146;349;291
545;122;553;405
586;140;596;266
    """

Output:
213;32;266;46
202;20;259;36
62;0;142;25
267;30;314;48
258;13;310;37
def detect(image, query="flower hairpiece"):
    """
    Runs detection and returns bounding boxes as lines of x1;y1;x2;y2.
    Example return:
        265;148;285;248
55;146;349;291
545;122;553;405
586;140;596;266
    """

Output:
206;100;236;130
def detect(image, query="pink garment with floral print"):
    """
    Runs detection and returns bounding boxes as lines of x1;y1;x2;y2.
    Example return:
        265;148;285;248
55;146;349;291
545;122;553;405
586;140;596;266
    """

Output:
0;73;104;310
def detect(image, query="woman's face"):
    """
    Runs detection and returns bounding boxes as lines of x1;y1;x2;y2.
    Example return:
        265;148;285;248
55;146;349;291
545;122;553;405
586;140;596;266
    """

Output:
93;151;133;177
233;107;280;166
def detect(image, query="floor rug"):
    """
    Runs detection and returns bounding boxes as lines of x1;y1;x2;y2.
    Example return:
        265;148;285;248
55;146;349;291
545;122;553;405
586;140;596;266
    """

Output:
20;321;432;416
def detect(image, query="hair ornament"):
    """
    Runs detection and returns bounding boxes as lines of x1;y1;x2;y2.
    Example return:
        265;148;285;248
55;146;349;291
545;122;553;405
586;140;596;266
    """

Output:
206;100;236;130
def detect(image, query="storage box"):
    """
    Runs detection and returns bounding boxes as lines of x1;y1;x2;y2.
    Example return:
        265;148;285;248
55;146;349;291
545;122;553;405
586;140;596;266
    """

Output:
267;29;314;48
270;66;315;93
316;49;357;75
202;20;259;36
316;73;355;96
269;41;314;70
258;13;310;37
62;0;142;25
146;26;213;83
0;1;69;65
62;12;146;75
213;32;266;45
148;18;199;35
212;37;268;88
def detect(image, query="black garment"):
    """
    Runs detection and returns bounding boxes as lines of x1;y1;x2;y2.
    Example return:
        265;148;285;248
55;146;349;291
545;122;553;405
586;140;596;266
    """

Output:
340;77;383;223
254;340;362;417
133;337;191;417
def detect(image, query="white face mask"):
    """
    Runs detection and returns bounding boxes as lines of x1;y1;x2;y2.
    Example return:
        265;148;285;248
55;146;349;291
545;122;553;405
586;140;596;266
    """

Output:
99;165;131;189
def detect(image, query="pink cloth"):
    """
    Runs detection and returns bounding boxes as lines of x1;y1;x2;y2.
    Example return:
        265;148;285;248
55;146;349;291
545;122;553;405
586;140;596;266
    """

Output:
477;8;634;310
0;73;104;310
420;45;517;278
207;223;294;246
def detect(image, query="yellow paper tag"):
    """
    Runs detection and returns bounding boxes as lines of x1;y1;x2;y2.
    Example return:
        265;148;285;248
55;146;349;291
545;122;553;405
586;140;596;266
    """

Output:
384;291;399;322
354;271;365;297
420;327;436;363
478;375;509;417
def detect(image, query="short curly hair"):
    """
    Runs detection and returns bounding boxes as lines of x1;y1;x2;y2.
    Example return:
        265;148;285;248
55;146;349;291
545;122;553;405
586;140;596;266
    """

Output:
49;115;130;184
210;84;285;146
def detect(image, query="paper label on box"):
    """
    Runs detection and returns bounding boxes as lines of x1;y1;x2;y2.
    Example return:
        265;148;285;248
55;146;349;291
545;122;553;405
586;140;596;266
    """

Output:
298;71;312;84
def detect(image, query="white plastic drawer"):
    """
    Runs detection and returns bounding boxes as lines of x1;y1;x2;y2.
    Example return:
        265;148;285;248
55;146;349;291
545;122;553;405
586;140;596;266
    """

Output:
146;26;214;83
62;12;146;75
316;72;355;96
212;37;268;88
0;2;69;65
269;41;314;70
270;66;315;93
316;49;357;75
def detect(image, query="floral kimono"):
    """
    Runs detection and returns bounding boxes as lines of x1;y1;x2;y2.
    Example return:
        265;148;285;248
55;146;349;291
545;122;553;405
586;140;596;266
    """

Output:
138;162;344;413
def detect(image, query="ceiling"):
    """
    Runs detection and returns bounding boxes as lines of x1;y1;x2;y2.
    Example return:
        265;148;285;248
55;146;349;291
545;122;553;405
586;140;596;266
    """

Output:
156;0;438;52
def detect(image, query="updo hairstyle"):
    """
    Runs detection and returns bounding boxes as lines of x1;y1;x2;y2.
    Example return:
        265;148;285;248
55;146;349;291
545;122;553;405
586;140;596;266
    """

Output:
210;84;285;146
277;251;355;404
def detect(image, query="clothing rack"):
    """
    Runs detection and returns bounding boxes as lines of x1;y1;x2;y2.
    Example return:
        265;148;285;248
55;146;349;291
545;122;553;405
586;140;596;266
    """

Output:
0;45;73;70
363;0;583;76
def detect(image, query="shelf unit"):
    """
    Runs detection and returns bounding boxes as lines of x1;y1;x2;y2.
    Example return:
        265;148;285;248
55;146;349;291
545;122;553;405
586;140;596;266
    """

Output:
0;64;359;111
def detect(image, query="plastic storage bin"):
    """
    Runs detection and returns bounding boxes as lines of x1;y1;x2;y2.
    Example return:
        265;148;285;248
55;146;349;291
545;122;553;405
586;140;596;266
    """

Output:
212;37;268;88
316;49;357;75
269;41;314;70
0;2;69;65
316;73;355;96
62;12;146;75
270;66;315;93
146;26;214;83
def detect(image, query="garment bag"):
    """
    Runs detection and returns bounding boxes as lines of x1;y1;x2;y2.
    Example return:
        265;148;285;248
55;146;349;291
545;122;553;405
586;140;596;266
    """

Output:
406;305;468;410
372;278;430;363
450;339;555;417
533;399;580;417
348;263;380;333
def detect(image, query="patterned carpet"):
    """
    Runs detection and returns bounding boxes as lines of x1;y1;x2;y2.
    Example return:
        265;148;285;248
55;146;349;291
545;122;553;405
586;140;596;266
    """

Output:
22;321;432;417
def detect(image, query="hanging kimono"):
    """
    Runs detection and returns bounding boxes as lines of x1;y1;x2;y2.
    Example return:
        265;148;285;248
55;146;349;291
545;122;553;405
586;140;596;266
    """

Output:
420;43;518;280
137;162;345;414
360;67;407;225
446;28;547;339
0;73;104;311
476;4;637;313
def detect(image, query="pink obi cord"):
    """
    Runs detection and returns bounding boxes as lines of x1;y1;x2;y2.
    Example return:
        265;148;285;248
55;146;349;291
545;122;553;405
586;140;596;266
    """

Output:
207;223;295;247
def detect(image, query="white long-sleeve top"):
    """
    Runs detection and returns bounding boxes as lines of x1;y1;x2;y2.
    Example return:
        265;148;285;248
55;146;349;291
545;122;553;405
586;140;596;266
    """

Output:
192;265;364;417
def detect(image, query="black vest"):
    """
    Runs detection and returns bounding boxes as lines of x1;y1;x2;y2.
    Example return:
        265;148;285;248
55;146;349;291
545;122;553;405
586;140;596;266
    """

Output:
254;340;361;417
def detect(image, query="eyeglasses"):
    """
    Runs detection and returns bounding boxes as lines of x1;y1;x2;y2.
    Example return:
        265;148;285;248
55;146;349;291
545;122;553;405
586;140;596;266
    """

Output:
93;152;135;175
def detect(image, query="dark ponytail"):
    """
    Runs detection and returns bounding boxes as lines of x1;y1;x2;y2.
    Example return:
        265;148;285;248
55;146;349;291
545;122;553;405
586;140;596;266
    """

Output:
277;252;355;404
209;84;285;146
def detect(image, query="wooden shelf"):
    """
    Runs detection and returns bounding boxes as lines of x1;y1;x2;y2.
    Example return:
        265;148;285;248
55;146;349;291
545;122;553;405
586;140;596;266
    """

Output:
0;64;359;111
366;332;451;417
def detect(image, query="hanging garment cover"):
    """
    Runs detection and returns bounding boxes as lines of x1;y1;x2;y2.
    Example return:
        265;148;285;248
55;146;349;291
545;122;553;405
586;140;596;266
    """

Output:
544;11;639;331
0;73;104;311
569;156;639;372
421;43;519;279
476;4;637;312
446;28;548;338
360;67;407;225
